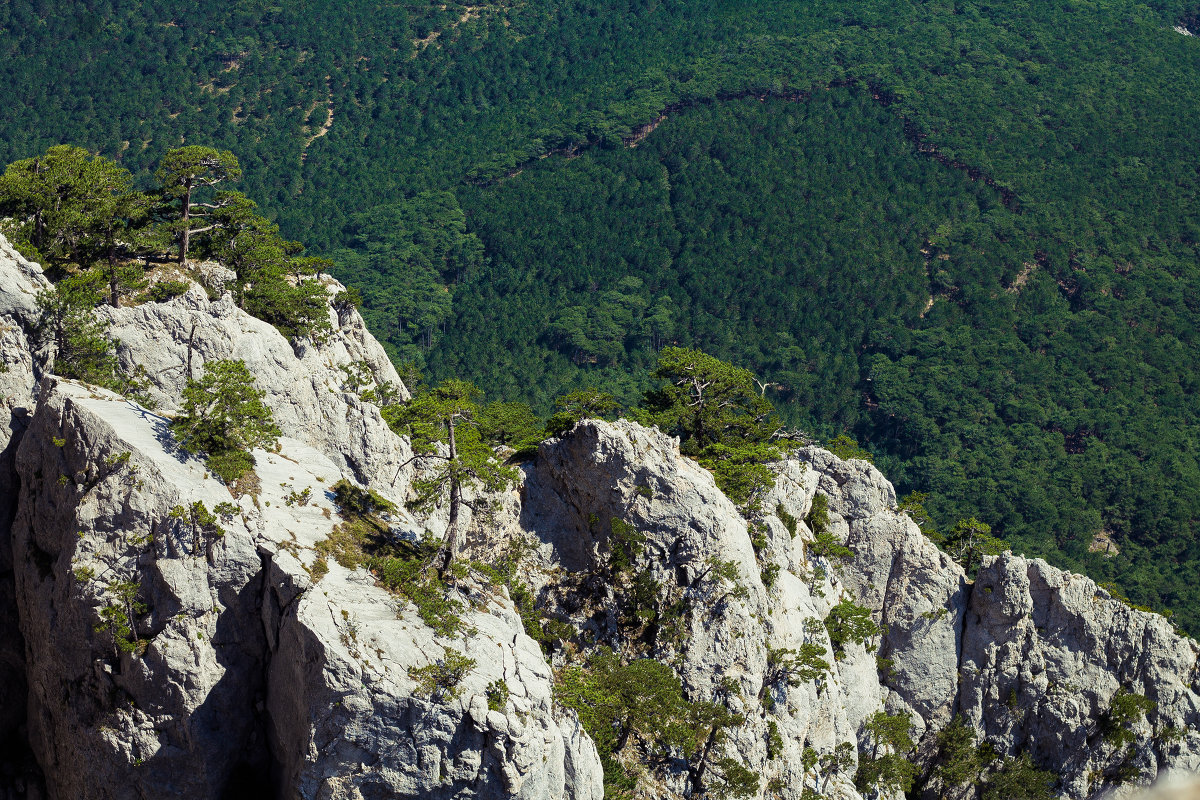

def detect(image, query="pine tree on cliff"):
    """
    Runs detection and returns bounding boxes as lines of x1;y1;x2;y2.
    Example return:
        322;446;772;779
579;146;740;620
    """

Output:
155;146;242;266
383;380;515;576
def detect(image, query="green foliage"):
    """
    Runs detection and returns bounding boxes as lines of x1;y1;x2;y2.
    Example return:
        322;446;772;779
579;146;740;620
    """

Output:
776;504;798;539
545;387;621;437
332;192;483;362
766;720;784;760
608;518;646;576
169;359;280;483
897;492;940;544
0;145;141;274
203;189;332;340
805;495;854;565
477;401;545;454
371;551;464;638
824;600;882;660
35;278;119;387
170;501;225;554
1;144;332;339
555;648;751;797
1102;688;1157;747
707;757;760;799
817;742;857;793
932;715;988;791
407;647;475;701
944;517;1006;576
980;753;1057;800
331;479;395;518
155;146;242;265
856;711;917;794
805;494;830;536
641;348;781;511
144;279;191;302
486;678;509;711
824;435;873;464
94;579;147;657
765;640;830;688
383;379;517;573
472;539;564;653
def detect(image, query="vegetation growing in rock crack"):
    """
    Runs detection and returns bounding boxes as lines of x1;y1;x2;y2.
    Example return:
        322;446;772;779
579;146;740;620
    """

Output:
168;501;225;559
824;599;882;660
94;578;147;658
554;647;758;798
1101;688;1156;748
408;647;476;701
855;711;917;794
169;358;280;483
316;480;465;638
919;714;1059;799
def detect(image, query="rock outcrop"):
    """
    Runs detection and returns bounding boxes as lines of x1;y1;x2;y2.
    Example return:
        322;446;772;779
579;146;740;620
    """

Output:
99;281;413;498
962;553;1200;796
0;234;1197;800
517;420;898;799
0;240;603;800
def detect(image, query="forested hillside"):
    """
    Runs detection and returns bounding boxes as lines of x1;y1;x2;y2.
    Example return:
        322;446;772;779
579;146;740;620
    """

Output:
4;0;1200;631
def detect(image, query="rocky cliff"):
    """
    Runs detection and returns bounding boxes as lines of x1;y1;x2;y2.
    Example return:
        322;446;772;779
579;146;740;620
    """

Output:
0;237;1196;799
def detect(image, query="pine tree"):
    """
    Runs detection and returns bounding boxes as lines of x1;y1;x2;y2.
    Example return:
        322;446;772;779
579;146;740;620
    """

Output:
383;380;516;575
155;146;242;266
0;145;140;274
169;359;280;483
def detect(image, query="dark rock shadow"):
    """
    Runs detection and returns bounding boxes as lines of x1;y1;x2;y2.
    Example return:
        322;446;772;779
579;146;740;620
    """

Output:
130;552;274;798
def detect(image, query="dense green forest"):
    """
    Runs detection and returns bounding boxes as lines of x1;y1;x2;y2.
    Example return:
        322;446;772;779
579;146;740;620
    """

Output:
4;0;1200;631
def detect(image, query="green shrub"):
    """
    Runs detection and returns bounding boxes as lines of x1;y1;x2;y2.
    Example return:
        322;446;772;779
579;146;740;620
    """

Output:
806;494;830;535
1102;688;1156;747
608;518;646;575
408;647;476;701
765;642;829;687
776;504;799;538
980;753;1056;800
94;579;147;657
169;359;279;483
824;600;882;659
825;434;873;463
555;648;753;797
145;279;190;302
371;553;463;637
486;678;510;711
855;711;916;794
331;479;396;517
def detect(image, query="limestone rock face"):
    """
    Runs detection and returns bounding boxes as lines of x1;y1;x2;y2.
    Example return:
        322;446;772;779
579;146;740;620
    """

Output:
99;283;413;498
2;233;1200;800
13;382;268;800
769;449;1200;798
0;237;50;795
961;553;1200;796
522;420;887;800
0;240;602;800
789;447;968;741
10;379;603;800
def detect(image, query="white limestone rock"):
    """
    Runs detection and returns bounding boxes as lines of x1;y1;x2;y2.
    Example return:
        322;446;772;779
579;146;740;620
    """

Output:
522;419;884;799
962;553;1200;796
98;280;413;499
12;382;268;800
